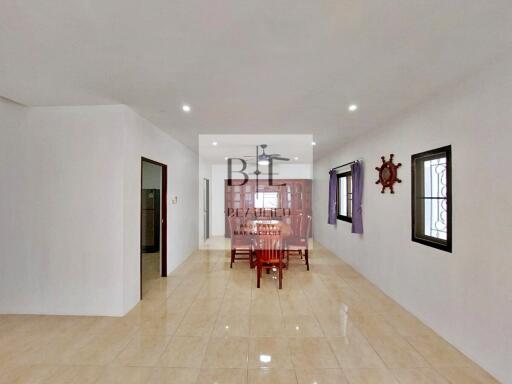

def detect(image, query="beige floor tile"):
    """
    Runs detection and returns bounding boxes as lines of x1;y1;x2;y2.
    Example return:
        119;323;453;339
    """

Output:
212;312;250;337
219;298;252;316
41;365;105;384
282;315;324;337
175;310;217;336
248;368;298;384
343;368;399;384
62;332;133;365
250;313;286;337
196;368;248;384
436;365;500;383
405;335;474;367
138;311;186;336
147;367;199;384
328;337;385;369
0;364;59;384
84;316;139;336
383;308;436;337
367;335;429;368
349;312;397;339
314;311;363;339
289;338;339;369
391;367;450;383
278;293;313;316
248;338;293;369
158;336;208;368
175;310;218;337
189;298;224;314
251;297;281;316
0;245;498;384
11;334;78;365
295;368;348;384
95;366;154;384
114;333;171;366
202;337;249;368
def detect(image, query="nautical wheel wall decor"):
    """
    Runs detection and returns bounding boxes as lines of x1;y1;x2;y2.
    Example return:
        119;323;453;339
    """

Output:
375;154;402;193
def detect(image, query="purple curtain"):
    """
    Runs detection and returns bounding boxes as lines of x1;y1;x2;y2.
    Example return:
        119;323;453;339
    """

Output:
351;162;364;234
328;170;337;225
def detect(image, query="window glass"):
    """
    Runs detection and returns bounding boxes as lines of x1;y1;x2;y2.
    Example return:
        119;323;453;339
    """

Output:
337;172;352;222
412;146;452;252
254;192;279;208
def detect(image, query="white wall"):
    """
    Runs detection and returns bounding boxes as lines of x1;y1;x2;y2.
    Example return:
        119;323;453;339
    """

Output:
122;110;198;313
0;102;126;316
0;101;198;316
313;55;512;383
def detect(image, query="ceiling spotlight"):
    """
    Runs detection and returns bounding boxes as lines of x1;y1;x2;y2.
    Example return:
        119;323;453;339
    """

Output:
224;157;229;160
311;141;317;146
212;141;218;146
294;157;299;160
348;104;358;112
182;104;191;112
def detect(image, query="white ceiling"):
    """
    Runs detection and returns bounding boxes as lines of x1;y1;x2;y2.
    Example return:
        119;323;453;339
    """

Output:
1;1;511;157
199;134;313;164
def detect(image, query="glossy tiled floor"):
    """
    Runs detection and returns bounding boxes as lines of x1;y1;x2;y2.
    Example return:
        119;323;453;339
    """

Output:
142;252;162;297
0;242;499;383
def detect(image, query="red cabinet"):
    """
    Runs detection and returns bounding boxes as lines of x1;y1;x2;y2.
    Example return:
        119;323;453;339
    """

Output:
224;179;312;237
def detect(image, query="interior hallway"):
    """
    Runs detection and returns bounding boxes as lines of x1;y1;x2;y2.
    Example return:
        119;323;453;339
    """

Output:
0;243;497;384
142;252;162;298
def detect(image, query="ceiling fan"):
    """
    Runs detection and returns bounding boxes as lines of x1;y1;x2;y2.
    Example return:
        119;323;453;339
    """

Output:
245;144;290;166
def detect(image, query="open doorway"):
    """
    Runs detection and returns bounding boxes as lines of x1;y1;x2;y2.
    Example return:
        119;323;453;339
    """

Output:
140;157;167;299
203;178;210;241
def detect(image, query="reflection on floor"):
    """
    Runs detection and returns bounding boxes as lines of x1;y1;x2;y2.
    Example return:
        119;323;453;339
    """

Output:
0;243;499;383
142;252;161;298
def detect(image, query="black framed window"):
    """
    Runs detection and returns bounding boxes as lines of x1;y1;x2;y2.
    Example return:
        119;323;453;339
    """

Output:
411;145;452;252
337;171;352;223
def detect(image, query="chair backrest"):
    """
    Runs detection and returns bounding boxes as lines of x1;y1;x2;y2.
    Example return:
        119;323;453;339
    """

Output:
256;223;281;236
228;216;247;236
300;214;312;239
289;214;302;238
254;234;283;263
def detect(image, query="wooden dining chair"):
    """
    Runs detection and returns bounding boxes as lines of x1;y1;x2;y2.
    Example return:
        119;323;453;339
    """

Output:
254;231;285;289
228;216;254;268
285;214;312;270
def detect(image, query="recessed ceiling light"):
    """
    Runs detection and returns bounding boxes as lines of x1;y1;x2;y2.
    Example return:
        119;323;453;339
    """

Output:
294;157;299;160
224;157;229;160
348;104;358;112
311;141;317;146
212;141;218;146
182;104;191;112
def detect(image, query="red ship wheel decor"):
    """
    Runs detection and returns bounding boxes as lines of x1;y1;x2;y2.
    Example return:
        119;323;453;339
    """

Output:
375;154;402;193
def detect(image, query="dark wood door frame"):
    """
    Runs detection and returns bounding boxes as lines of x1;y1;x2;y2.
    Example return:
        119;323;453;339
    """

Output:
140;157;168;299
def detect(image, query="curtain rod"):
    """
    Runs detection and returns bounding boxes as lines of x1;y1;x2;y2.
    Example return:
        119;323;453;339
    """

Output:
330;159;361;172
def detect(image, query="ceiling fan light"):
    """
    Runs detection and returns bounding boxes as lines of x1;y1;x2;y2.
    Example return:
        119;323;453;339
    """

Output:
258;159;270;166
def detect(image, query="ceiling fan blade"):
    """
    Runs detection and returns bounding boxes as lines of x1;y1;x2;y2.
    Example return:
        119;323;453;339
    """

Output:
267;153;281;157
271;156;290;161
